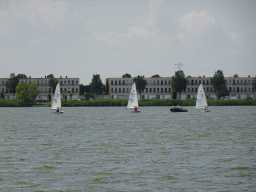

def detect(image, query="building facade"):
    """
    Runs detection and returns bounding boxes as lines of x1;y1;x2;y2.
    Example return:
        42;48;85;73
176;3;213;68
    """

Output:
108;75;255;100
0;76;79;100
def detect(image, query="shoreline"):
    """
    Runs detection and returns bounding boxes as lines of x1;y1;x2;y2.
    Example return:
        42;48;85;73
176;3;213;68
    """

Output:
1;98;256;107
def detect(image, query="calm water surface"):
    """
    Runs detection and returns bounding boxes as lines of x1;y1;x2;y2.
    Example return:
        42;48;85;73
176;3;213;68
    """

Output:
0;106;256;191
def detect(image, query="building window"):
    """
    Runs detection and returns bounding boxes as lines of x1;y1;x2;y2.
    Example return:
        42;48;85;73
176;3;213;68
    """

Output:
153;80;155;85
157;80;159;85
187;80;190;85
233;80;235;85
161;88;163;93
191;80;194;85
188;88;190;93
72;80;74;86
199;80;201;85
64;88;66;93
111;81;113;85
60;88;63;93
195;88;198;92
203;81;205;85
49;88;51;93
153;88;155;93
169;80;171;85
237;87;239;92
111;88;113;93
161;80;163;85
123;80;125;85
206;80;209;85
169;88;171;93
245;87;247;92
114;88;117;93
127;88;129;93
150;88;152;93
157;88;159;93
119;88;121;93
119;80;121;85
248;80;250;85
237;80;239;85
241;87;243;92
76;88;78;93
123;88;125;93
233;87;235;92
115;81;117;85
195;80;197;85
244;80;247;85
248;87;251;92
206;87;209;92
1;81;4;86
165;80;167;85
165;88;167;93
192;88;194;93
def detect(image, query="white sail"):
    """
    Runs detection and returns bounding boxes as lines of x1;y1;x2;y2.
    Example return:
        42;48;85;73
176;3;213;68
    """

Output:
51;83;61;110
127;83;139;109
195;84;208;109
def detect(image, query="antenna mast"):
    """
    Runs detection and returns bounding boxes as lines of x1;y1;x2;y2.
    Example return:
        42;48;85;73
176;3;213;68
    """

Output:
175;62;184;71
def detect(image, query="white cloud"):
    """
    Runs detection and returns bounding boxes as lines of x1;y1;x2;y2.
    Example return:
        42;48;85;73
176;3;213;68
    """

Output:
0;11;16;37
147;0;163;27
178;10;216;46
14;0;71;28
230;24;256;43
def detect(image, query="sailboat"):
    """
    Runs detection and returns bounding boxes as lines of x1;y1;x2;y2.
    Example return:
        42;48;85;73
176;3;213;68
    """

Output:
51;83;64;113
195;84;210;112
127;83;140;113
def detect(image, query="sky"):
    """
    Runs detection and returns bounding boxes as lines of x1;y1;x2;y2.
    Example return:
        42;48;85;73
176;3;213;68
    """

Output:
0;0;256;85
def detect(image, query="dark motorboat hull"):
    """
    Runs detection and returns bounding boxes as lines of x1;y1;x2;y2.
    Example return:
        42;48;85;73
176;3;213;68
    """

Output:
170;108;188;112
53;111;64;114
131;111;141;113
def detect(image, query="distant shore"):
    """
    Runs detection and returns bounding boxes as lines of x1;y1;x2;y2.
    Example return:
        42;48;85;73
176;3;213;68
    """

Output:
1;98;256;107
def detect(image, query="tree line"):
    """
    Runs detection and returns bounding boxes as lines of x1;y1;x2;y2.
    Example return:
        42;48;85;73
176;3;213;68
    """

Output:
1;71;256;104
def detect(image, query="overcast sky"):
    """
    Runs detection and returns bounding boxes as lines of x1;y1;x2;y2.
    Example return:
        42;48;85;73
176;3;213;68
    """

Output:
1;0;255;84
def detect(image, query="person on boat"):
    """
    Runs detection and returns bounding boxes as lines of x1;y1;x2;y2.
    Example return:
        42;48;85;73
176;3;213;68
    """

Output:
134;106;138;111
205;106;207;110
56;107;59;112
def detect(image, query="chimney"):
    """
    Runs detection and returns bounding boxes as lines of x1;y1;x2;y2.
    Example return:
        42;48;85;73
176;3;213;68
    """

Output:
248;75;250;77
29;76;31;78
45;76;46;78
60;76;62;78
203;75;205;78
66;76;67;78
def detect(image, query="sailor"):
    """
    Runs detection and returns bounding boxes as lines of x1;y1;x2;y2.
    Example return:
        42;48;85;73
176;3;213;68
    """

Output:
205;106;207;110
134;106;138;111
56;107;60;112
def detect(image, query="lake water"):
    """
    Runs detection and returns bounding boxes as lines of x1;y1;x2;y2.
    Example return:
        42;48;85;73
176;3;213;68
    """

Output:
0;106;256;191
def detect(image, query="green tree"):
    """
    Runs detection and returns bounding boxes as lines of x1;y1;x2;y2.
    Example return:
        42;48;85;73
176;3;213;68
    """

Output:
151;74;160;78
171;70;187;99
16;82;40;104
69;92;73;100
210;70;226;92
122;73;132;78
47;93;51;102
47;74;58;93
210;70;229;98
16;74;28;78
0;92;4;99
233;74;239;78
62;93;66;100
105;78;109;95
172;90;177;99
252;76;256;91
90;74;103;95
5;73;19;99
83;92;88;100
133;75;146;99
216;85;230;98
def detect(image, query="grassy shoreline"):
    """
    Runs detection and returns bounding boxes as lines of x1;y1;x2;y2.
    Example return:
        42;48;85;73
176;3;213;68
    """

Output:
1;98;256;107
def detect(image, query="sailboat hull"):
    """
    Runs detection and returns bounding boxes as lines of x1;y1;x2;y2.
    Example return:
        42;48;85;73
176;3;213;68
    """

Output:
131;110;140;113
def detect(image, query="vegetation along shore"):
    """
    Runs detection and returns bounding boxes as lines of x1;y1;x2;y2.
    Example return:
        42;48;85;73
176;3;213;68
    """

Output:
1;98;256;107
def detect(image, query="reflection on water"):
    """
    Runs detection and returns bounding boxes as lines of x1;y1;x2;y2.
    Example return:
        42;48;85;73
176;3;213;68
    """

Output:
0;106;256;191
